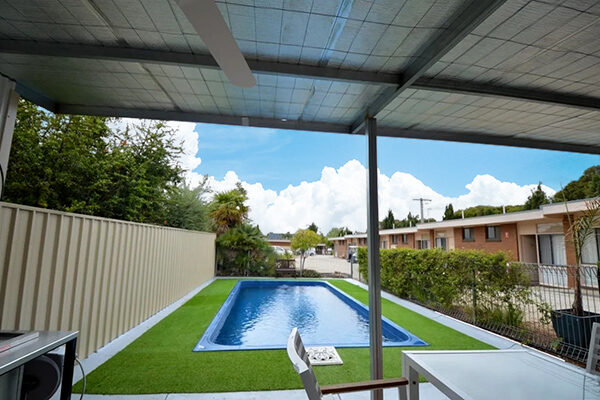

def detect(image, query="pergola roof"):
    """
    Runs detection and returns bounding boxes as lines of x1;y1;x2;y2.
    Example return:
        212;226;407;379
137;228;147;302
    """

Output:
1;0;600;153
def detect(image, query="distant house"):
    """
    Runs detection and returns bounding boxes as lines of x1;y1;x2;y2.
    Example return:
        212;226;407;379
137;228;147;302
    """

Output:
266;232;291;250
329;198;600;290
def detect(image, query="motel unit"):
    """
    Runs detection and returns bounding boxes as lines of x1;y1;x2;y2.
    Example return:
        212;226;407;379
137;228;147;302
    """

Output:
330;199;600;271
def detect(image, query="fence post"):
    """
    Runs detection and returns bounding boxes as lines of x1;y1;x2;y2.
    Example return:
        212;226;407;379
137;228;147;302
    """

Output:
472;268;477;323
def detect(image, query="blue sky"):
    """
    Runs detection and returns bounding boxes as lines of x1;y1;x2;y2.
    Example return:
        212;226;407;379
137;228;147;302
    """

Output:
194;123;599;197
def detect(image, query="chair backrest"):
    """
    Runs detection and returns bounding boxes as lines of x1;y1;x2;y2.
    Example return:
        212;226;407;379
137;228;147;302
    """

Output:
287;327;322;400
587;322;600;374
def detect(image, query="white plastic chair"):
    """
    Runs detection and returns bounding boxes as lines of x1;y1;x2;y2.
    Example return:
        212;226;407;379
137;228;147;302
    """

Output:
586;322;600;374
286;327;408;399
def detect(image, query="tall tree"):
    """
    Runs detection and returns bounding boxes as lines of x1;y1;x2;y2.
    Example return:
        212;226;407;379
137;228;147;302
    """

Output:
326;226;352;237
380;209;395;229
4;100;184;224
554;166;600;201
443;204;455;220
523;182;550;210
164;178;210;231
307;222;318;233
396;212;419;227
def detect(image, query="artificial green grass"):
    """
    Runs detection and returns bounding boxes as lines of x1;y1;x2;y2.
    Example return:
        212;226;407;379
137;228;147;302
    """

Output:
75;279;494;394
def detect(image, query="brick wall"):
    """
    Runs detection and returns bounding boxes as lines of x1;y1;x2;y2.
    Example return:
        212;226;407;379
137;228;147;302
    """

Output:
334;240;346;258
398;233;415;249
453;223;519;260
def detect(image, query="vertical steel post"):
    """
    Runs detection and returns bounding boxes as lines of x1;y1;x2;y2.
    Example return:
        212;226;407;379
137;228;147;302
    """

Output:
366;117;383;400
0;75;19;198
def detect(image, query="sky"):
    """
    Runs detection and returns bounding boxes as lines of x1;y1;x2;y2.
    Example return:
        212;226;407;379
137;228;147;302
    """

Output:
121;119;599;235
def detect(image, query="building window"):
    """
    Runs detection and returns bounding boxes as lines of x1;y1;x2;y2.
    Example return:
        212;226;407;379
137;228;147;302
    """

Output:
435;237;447;251
581;228;600;264
416;240;429;249
381;240;387;249
401;234;408;244
462;228;474;242
392;235;398;244
539;234;566;265
486;226;500;241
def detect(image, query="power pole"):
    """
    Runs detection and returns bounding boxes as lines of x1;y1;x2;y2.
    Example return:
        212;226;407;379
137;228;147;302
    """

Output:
413;198;431;223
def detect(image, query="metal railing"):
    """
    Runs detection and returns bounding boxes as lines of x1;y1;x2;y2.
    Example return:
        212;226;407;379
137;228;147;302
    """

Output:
403;262;600;364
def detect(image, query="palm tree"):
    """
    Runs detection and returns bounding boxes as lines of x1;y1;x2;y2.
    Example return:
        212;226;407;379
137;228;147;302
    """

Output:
209;183;249;233
565;198;600;316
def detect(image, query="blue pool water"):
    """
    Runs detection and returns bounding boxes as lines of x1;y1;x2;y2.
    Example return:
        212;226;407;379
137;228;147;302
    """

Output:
194;281;427;351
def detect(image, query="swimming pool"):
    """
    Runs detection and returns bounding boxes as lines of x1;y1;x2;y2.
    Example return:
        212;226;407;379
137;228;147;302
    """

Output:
194;280;427;351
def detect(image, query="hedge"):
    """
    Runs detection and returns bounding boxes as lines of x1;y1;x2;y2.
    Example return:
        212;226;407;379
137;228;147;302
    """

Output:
358;247;535;327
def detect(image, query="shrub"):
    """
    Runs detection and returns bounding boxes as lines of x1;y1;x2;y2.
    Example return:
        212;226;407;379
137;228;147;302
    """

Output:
300;269;321;278
358;247;533;328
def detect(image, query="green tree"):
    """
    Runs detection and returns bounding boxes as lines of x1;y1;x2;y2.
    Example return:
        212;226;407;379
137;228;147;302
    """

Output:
451;204;525;219
164;178;210;231
307;222;318;233
443;204;455;220
209;183;249;233
554;166;600;201
216;223;274;276
326;226;352;238
380;209;395;229
4;99;113;212
102;120;184;223
523;182;550;210
291;229;321;274
396;212;419;227
4;100;184;224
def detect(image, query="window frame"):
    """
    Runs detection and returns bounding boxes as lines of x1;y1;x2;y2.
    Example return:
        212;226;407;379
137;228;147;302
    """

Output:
435;237;447;251
462;227;474;242
485;225;501;242
401;234;408;244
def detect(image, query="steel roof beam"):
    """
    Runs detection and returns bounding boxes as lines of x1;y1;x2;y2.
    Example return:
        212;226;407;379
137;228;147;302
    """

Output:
57;104;352;134
350;0;508;133
376;126;600;155
4;39;600;113
0;40;399;87
413;77;600;112
57;103;600;154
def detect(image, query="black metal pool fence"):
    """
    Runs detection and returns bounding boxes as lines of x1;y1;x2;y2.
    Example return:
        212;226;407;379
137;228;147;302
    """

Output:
401;262;600;365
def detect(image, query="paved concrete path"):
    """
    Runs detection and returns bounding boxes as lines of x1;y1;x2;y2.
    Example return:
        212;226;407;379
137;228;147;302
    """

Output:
76;384;448;399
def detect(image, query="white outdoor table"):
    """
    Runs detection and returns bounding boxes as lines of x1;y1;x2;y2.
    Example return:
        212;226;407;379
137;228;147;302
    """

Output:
402;349;600;400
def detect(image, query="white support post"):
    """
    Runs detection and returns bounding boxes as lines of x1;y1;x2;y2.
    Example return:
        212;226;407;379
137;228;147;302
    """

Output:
0;75;19;198
366;116;383;400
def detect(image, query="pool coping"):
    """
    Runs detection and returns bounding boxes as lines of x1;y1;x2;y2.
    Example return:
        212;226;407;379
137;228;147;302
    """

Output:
194;279;428;351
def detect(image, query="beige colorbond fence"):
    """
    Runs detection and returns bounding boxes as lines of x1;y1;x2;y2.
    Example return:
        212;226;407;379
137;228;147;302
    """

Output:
0;202;216;357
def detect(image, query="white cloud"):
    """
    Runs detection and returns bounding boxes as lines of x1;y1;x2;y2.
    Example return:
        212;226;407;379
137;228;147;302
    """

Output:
206;160;556;234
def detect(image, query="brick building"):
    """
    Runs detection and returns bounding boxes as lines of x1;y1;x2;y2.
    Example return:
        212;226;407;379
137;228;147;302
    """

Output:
329;199;600;274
